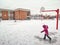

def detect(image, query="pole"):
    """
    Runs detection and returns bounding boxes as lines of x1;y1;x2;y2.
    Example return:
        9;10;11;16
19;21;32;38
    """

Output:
56;9;59;30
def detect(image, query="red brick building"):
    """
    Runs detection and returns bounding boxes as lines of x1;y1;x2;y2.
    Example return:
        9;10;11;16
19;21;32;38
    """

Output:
0;8;30;20
14;8;30;20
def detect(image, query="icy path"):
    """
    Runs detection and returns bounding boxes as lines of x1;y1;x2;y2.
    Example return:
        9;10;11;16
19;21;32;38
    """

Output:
0;20;60;45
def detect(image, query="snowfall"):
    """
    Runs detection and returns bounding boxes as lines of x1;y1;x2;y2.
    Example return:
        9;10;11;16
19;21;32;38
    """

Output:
0;19;60;45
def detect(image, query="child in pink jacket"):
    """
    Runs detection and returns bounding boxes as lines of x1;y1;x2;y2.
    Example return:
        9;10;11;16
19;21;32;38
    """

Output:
41;25;51;41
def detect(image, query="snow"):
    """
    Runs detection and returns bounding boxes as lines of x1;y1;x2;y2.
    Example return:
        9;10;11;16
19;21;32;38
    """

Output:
0;20;60;45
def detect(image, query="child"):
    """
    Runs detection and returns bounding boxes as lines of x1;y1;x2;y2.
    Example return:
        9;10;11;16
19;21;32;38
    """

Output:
41;25;51;41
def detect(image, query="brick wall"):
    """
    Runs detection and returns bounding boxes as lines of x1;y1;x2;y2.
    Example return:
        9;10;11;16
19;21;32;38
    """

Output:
2;11;8;20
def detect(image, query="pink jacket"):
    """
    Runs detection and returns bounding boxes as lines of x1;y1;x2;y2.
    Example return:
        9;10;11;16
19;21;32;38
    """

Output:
41;25;49;35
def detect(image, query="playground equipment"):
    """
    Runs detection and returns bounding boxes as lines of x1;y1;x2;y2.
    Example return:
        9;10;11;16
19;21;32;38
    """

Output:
40;9;59;30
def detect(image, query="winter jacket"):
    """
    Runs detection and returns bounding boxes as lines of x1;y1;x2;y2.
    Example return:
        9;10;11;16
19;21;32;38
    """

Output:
41;25;49;35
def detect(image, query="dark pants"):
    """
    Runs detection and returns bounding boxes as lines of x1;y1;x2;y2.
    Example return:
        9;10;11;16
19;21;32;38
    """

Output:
44;34;51;40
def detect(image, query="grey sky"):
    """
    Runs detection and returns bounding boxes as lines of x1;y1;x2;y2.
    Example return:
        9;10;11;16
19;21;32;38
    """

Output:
0;0;60;15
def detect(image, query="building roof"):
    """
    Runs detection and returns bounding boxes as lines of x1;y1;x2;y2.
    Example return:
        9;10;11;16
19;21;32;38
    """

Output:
0;8;14;11
15;8;30;11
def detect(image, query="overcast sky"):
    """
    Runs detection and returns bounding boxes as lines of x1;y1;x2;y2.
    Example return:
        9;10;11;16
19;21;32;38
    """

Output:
0;0;60;15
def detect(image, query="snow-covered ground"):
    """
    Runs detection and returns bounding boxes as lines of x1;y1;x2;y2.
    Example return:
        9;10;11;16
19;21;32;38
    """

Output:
0;20;60;45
